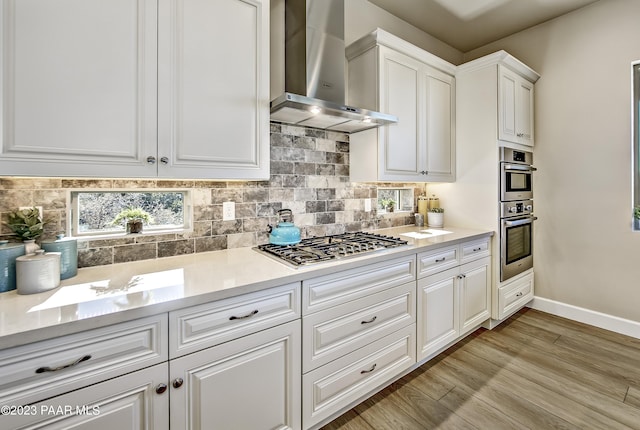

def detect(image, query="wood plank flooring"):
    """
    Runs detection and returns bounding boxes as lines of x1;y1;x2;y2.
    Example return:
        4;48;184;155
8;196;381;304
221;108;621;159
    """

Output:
321;308;640;430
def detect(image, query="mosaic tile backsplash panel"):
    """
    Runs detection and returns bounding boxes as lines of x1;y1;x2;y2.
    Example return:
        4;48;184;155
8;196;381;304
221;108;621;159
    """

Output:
0;124;420;268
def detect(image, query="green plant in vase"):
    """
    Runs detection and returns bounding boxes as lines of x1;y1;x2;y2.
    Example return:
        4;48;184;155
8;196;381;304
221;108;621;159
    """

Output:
379;198;396;213
4;207;47;240
111;207;154;234
634;205;640;230
4;207;48;253
427;207;445;228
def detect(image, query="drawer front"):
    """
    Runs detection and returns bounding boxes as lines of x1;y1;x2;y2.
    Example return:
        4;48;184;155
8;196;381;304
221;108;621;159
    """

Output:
303;282;415;372
498;272;534;320
0;314;167;408
303;324;416;429
303;255;415;315
460;237;491;264
170;283;300;358
417;245;459;278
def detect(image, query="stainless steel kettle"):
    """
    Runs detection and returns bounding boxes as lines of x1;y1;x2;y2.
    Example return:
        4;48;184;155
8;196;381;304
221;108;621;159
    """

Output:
268;209;301;245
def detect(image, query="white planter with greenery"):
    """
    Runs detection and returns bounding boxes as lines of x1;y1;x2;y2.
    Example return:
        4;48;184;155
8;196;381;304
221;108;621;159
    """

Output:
427;208;444;228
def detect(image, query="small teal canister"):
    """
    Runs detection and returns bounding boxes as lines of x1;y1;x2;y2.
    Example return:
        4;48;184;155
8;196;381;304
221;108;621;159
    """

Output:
41;234;78;280
0;240;26;292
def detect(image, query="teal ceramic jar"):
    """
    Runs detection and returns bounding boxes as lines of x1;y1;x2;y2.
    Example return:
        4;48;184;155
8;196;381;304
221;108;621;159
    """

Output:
41;234;78;280
0;240;26;292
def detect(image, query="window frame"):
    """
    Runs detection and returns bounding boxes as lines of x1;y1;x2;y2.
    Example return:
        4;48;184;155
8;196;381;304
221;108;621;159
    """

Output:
68;188;193;238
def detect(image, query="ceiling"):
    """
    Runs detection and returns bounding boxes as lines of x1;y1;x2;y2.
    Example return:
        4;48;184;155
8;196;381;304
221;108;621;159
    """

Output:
368;0;601;52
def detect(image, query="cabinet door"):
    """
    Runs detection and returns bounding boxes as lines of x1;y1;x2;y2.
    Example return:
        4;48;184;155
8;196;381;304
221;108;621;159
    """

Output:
498;65;534;146
377;47;421;180
157;0;269;179
422;67;455;182
459;256;491;335
170;320;301;430
0;363;168;430
417;267;458;361
0;0;158;177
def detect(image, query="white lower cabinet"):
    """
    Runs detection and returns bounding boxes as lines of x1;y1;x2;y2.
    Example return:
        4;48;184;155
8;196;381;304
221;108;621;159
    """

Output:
497;270;534;320
303;324;416;429
1;363;169;430
417;249;491;361
170;320;301;430
301;257;417;429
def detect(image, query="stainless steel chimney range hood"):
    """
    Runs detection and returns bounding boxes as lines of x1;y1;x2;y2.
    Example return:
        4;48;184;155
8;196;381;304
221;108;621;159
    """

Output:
270;0;397;134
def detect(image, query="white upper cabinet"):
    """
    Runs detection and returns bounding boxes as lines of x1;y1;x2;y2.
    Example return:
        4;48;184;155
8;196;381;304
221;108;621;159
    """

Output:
0;0;269;179
347;29;456;182
157;0;269;179
498;64;535;146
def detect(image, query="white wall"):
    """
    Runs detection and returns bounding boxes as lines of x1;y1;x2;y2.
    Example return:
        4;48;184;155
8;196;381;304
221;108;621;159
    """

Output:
465;0;640;323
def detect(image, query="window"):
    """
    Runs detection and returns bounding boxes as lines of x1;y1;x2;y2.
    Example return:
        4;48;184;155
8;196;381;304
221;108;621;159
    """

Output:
633;62;640;230
377;188;414;213
70;190;191;237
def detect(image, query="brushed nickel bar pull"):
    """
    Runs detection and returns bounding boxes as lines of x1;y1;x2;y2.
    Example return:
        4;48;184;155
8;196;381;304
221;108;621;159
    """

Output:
361;316;377;324
229;309;259;320
360;363;377;374
35;354;92;374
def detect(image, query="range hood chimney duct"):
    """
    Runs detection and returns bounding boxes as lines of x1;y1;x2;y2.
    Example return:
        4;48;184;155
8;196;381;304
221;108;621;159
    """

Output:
270;0;397;133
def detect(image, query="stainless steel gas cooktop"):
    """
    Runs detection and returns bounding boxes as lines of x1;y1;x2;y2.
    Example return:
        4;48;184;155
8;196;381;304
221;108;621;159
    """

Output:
254;232;408;268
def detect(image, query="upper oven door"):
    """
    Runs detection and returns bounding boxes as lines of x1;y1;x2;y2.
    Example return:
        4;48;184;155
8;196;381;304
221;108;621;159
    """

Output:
501;163;534;201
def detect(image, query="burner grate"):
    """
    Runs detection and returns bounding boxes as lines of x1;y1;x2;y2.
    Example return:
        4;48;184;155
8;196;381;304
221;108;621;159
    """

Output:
255;232;408;267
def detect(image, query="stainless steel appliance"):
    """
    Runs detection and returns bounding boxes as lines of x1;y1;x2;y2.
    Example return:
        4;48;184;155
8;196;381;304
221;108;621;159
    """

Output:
270;0;398;133
500;147;535;201
500;201;536;281
255;232;407;268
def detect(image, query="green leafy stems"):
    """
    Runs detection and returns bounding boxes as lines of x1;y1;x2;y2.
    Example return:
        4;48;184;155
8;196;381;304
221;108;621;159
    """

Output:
4;207;47;240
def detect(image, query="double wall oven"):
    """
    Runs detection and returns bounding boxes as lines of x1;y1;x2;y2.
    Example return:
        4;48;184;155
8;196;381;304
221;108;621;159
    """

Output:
500;148;537;281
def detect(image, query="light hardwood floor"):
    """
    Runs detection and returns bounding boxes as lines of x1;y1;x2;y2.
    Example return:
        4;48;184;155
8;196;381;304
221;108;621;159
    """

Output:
321;308;640;430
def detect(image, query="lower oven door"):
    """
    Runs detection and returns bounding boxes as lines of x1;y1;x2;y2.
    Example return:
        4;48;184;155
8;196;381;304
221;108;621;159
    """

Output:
501;215;536;281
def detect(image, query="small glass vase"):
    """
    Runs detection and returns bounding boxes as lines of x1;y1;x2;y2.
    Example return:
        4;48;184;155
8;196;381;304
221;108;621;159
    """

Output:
23;239;40;255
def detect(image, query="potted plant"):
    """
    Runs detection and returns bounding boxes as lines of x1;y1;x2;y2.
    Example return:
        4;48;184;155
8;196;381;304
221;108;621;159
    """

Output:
4;207;48;253
634;205;640;230
427;207;445;228
111;207;153;234
379;198;396;213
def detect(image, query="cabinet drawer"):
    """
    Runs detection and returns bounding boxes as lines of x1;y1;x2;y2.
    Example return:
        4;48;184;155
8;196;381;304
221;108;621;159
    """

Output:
303;255;415;315
460;238;491;264
417;245;459;278
0;314;167;408
498;271;534;320
303;324;416;429
170;283;300;358
303;282;415;372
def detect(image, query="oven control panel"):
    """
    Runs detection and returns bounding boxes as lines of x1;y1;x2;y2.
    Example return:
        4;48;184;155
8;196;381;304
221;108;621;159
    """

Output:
501;200;534;218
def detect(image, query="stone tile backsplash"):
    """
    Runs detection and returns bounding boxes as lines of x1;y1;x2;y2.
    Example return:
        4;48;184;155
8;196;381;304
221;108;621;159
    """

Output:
0;123;421;268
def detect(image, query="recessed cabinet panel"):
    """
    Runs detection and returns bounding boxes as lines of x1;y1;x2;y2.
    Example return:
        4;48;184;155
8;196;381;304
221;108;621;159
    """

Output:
0;0;158;177
158;0;269;178
381;50;420;175
498;65;535;146
170;320;300;430
426;74;454;177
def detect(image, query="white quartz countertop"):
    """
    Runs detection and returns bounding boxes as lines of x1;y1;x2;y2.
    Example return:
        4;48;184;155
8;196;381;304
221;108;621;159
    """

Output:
0;226;492;348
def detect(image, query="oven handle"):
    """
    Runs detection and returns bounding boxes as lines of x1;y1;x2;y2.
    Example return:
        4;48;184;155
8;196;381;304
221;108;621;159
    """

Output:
503;164;537;172
505;216;538;227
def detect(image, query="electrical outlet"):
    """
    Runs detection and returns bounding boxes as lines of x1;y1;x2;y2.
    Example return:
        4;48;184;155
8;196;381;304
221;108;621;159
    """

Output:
19;206;43;218
364;199;372;212
222;201;235;221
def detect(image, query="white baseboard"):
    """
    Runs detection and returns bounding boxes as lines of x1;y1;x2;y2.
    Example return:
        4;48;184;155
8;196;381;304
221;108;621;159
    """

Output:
529;296;640;340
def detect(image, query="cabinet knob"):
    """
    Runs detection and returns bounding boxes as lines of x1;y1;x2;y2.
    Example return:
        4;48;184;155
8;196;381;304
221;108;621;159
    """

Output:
420;170;429;175
156;383;168;394
173;378;184;389
146;156;156;164
160;157;169;165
